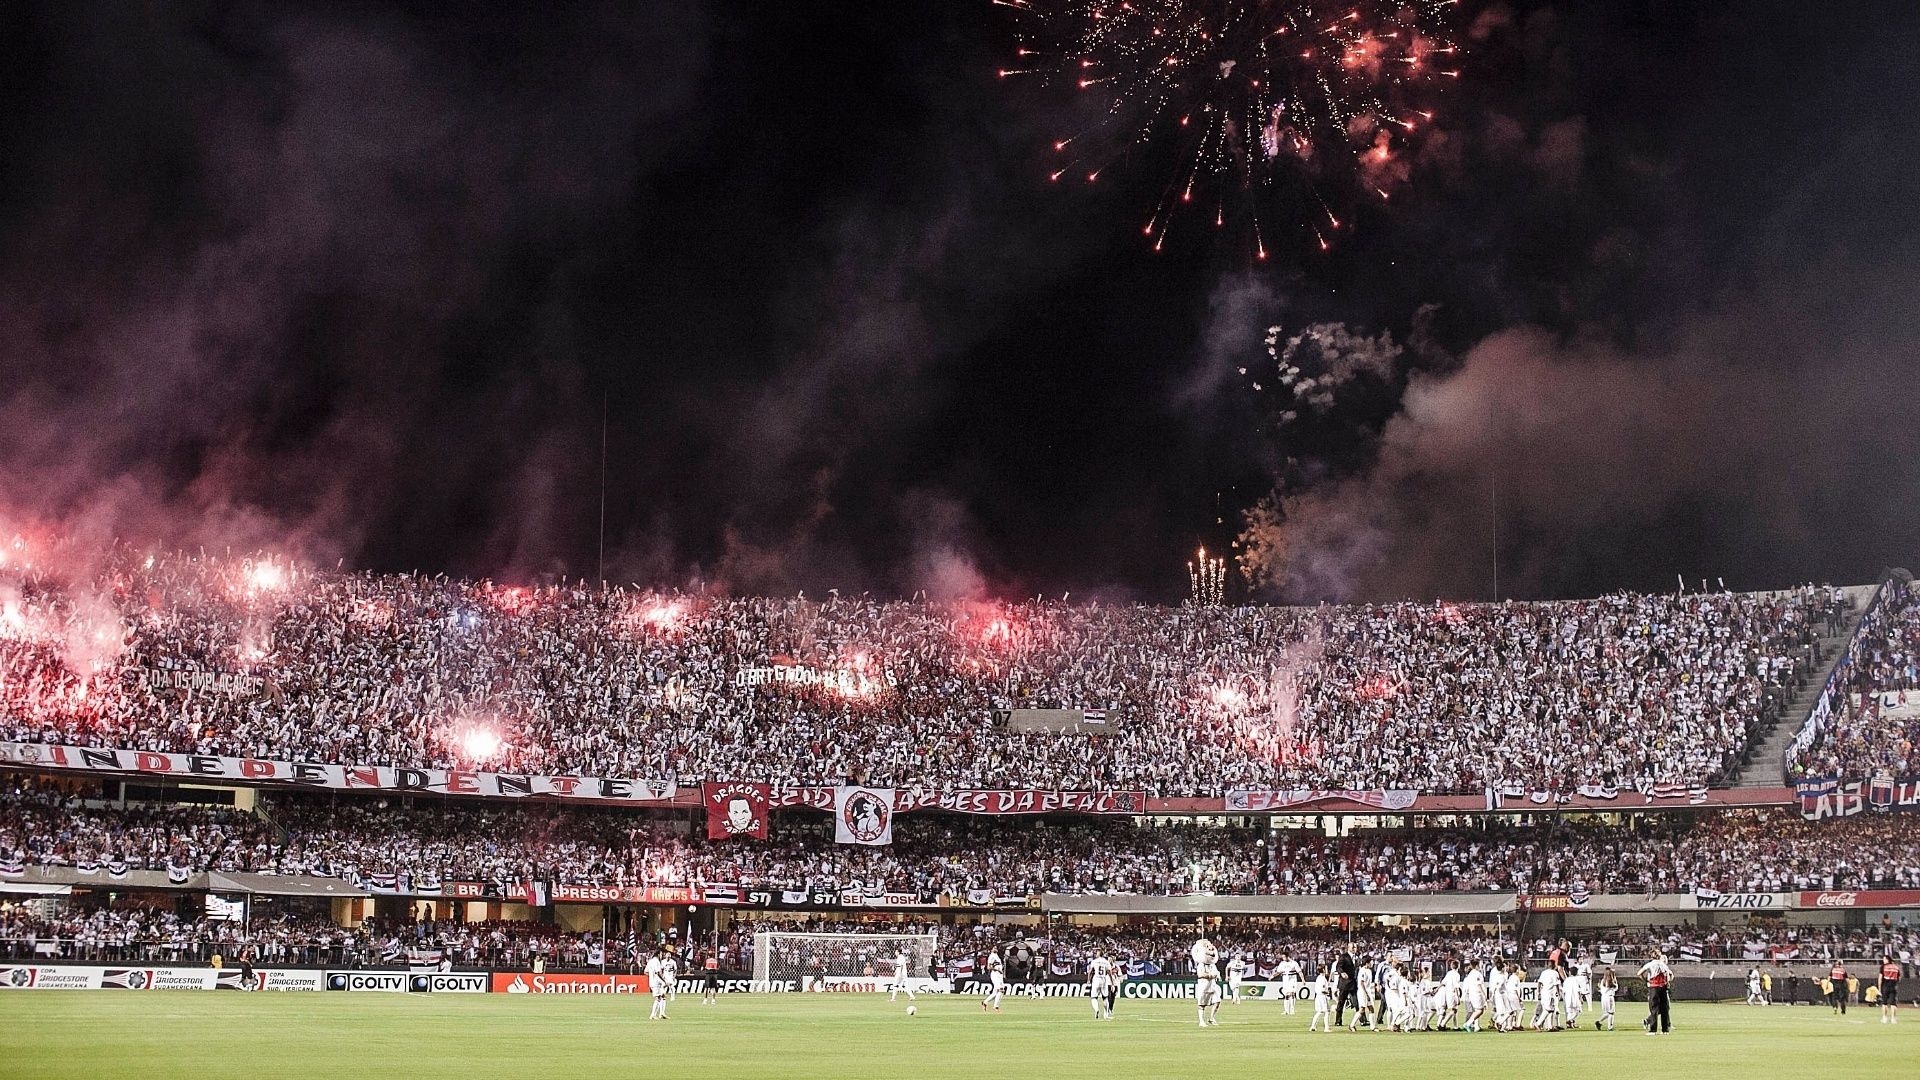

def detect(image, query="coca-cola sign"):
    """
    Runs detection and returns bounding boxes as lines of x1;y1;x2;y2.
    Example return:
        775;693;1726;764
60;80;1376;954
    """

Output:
1799;889;1920;909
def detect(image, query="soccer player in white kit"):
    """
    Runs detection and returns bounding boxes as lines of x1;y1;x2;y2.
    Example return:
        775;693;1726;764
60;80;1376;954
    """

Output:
1493;963;1519;1031
1462;961;1489;1032
1309;970;1334;1032
1562;963;1586;1026
1746;966;1764;1006
1351;962;1378;1031
1226;953;1248;1004
1597;967;1619;1030
981;949;1006;1013
1088;954;1116;1020
1437;962;1463;1030
647;949;677;1020
1192;937;1222;1028
889;950;916;1004
1382;964;1410;1032
1277;954;1303;1016
1411;970;1434;1031
1533;964;1562;1031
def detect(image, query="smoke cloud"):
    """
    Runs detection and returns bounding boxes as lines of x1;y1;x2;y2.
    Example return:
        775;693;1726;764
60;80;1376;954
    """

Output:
1240;259;1920;600
0;4;707;574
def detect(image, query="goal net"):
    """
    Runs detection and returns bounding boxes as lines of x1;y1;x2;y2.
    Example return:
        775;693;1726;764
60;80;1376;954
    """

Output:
752;931;940;988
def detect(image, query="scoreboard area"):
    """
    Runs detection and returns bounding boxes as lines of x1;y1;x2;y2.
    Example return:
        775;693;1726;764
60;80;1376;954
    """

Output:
0;992;1911;1080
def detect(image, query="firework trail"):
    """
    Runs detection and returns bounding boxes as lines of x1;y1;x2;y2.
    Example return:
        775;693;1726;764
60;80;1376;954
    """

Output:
996;0;1462;254
1243;321;1402;424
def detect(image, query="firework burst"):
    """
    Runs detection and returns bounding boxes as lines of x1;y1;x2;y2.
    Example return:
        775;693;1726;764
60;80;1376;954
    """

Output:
996;0;1462;253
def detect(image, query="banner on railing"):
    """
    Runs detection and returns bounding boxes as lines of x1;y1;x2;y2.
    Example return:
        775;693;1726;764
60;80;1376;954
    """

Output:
1225;789;1419;812
1;965;326;990
0;743;675;804
1798;889;1920;909
772;788;1146;815
1796;774;1920;820
704;782;771;840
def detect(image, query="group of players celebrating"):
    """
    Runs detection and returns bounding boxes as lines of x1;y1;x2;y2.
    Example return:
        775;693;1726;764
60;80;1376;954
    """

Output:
641;937;1902;1032
1178;937;1632;1034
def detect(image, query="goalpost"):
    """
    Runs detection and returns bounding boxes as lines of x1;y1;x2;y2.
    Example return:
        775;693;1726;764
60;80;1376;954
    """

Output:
752;931;940;990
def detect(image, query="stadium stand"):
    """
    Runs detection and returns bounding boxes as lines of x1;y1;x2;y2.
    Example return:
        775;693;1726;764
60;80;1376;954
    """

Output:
0;548;1849;793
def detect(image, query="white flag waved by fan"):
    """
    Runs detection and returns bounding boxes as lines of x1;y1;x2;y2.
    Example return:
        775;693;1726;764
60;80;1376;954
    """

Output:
834;786;895;846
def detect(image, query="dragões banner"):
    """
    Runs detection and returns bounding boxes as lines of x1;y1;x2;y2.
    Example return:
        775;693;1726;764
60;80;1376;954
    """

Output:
834;786;894;846
0;742;675;805
704;782;771;840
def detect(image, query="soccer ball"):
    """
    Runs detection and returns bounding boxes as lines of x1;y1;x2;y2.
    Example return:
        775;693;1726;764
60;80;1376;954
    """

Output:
906;1005;917;1016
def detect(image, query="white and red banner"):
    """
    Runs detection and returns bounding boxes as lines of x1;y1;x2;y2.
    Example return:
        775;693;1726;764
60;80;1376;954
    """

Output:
704;782;771;840
491;972;650;994
1225;789;1419;812
549;883;695;905
1798;889;1920;909
0;742;675;804
775;787;1145;815
834;786;894;846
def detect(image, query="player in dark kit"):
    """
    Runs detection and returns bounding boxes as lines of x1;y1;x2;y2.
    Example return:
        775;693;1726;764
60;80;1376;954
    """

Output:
1879;955;1901;1024
702;953;721;1005
1829;962;1849;1015
239;946;258;992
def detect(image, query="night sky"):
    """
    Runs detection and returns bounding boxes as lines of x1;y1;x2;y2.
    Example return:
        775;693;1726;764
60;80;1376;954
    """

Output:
2;1;1918;603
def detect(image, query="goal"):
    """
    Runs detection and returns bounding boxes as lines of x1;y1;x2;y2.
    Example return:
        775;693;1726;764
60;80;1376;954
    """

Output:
752;931;939;988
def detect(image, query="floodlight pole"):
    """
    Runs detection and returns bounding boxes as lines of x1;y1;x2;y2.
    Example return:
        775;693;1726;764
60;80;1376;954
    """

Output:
597;390;608;586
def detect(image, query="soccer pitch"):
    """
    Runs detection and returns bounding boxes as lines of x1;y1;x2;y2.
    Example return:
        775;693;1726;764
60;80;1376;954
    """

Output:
1;995;1911;1080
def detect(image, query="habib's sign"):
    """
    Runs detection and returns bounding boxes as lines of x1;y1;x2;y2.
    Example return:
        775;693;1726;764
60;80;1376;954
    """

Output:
0;742;676;805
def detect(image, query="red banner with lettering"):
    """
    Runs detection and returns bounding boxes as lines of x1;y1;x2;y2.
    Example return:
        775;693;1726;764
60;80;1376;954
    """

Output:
769;788;1145;815
704;782;771;839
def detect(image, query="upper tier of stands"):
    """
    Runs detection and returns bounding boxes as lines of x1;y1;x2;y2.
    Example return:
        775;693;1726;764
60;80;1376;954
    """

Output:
0;545;1850;793
1789;578;1920;779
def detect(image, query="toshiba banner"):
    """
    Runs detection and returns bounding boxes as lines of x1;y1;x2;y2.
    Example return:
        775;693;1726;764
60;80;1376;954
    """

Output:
491;972;651;994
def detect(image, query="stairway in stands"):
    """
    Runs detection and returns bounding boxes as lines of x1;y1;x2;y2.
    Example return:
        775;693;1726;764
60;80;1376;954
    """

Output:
1728;596;1869;788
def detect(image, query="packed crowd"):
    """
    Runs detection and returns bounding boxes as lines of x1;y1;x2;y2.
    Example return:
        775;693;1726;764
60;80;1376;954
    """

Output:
6;779;1917;899
736;918;1918;981
1593;921;1920;966
0;901;356;964
1790;578;1920;779
264;799;1269;897
0;543;1848;793
9;891;1913;976
0;779;274;876
1272;810;1920;895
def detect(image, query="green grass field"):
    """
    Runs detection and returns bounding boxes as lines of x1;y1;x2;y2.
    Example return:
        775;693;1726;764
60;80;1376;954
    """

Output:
0;994;1911;1079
